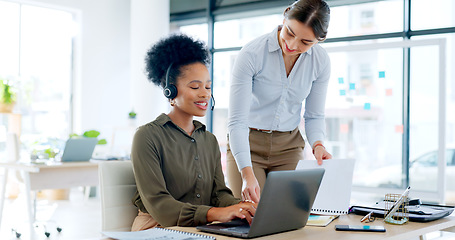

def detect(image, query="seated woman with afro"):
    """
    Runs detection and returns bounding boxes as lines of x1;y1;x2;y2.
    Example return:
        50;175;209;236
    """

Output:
130;34;257;231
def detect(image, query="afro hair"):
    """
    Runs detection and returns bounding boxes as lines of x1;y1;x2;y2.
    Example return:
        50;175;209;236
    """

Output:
144;34;210;88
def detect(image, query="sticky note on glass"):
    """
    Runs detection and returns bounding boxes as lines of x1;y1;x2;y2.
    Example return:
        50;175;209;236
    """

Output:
364;103;371;110
339;89;346;96
349;83;355;90
395;125;403;134
379;71;386;78
338;77;344;84
386;88;393;96
340;124;349;133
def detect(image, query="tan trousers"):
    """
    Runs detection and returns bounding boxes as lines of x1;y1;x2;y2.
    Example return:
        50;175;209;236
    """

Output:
226;127;305;198
131;210;159;231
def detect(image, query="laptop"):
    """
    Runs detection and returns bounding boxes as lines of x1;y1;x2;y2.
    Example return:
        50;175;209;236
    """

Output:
197;169;325;238
61;138;98;162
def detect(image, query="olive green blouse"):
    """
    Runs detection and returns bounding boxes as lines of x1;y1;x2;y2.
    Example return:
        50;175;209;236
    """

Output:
131;114;240;227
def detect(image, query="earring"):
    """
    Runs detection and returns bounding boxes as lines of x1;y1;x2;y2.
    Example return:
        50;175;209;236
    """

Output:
170;99;175;106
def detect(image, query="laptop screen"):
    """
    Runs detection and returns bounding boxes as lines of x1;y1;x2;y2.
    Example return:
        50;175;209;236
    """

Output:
61;138;98;162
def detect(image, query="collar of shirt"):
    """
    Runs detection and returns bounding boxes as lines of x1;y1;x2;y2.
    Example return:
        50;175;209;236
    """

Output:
267;25;313;56
155;113;206;134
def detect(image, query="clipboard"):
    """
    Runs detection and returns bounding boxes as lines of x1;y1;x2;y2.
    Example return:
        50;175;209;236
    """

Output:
350;201;454;222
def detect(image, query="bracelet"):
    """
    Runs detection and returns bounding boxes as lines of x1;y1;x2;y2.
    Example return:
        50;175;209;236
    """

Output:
312;143;325;154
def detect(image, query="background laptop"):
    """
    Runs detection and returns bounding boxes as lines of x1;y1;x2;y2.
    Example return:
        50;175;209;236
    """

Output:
197;169;325;238
61;138;98;162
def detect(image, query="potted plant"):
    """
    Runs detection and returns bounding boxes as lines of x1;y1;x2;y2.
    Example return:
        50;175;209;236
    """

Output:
128;109;137;127
0;78;17;113
128;110;137;119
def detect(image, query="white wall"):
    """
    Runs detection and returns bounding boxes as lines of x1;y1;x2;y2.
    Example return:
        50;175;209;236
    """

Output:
130;0;169;127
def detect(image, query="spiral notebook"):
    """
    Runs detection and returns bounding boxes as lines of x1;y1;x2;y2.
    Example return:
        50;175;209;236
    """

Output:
102;227;215;240
296;158;355;215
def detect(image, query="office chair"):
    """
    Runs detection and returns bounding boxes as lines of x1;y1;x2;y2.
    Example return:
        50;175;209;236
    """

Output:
99;161;137;231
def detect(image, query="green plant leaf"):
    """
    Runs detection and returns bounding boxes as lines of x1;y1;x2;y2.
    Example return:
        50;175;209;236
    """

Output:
97;139;107;145
83;130;100;138
44;148;57;158
69;133;79;138
0;79;17;104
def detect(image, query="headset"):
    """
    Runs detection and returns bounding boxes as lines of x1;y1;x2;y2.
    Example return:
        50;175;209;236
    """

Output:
210;94;215;111
163;63;177;99
163;62;216;111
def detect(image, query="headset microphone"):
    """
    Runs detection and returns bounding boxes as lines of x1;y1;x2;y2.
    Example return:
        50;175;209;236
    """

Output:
211;94;215;111
164;62;215;111
163;63;177;99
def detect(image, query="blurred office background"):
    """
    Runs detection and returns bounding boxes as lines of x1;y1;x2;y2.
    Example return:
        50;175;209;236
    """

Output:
0;0;454;238
170;0;455;205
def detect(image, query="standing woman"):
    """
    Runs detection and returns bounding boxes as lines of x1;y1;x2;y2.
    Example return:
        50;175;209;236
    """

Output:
227;0;333;203
131;34;256;231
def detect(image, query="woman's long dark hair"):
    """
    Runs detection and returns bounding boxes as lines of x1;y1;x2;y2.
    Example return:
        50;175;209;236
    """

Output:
284;0;330;41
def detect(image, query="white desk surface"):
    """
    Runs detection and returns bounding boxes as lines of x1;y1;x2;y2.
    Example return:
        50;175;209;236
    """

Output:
0;160;105;232
0;160;100;172
0;160;101;190
169;214;455;240
91;213;455;240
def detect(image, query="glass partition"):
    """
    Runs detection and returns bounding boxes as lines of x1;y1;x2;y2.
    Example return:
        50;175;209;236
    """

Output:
214;14;281;49
323;44;404;189
328;0;403;39
411;0;455;31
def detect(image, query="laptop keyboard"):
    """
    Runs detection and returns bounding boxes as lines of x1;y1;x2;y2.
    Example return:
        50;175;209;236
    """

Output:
220;225;250;234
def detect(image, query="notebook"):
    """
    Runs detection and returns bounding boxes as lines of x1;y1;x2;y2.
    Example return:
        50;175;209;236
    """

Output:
102;227;214;240
296;158;355;215
61;138;98;162
196;169;325;238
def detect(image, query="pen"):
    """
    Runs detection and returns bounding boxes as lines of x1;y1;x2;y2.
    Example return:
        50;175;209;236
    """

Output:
384;186;411;219
360;211;374;222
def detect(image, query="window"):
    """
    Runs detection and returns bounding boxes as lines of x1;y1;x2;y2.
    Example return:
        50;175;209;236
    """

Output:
179;23;208;44
0;2;20;76
173;0;455;204
328;0;403;38
323;43;404;190
411;33;455;201
214;14;282;49
0;1;74;155
411;0;455;30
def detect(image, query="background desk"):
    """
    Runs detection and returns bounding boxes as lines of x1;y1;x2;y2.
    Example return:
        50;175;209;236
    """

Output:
166;214;455;240
0;161;100;232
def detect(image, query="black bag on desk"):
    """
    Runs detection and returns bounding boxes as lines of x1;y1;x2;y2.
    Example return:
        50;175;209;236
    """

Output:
350;201;454;222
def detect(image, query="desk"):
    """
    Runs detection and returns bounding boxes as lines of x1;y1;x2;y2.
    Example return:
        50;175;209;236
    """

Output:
90;212;455;240
165;214;455;240
0;161;100;232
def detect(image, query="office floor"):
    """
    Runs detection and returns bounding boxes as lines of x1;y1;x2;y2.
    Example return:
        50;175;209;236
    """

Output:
0;188;454;240
0;188;103;240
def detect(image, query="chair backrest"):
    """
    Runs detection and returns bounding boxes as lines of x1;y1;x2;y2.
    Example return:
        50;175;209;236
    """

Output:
6;132;20;162
6;132;24;183
99;161;137;231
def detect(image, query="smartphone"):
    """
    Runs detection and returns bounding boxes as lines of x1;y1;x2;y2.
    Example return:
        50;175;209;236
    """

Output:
335;225;386;232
